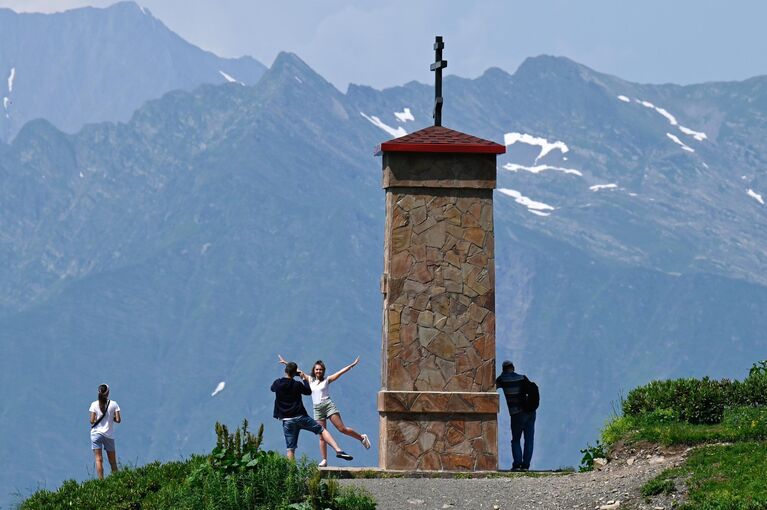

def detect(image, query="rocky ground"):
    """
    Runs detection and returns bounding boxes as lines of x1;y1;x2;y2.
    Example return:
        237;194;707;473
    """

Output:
338;444;690;510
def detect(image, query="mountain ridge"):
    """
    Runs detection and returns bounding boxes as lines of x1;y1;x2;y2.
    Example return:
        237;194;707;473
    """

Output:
0;1;266;142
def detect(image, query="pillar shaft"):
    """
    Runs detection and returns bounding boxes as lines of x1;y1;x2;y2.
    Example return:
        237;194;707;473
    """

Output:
379;152;498;470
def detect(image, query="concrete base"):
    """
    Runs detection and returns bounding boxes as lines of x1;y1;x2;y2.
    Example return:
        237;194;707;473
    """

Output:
319;466;566;479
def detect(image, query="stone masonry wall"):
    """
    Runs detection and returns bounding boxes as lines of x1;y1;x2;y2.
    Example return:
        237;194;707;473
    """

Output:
379;183;497;470
382;187;496;392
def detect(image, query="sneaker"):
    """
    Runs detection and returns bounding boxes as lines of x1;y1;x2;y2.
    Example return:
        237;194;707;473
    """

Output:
336;450;353;461
360;434;371;449
318;459;327;468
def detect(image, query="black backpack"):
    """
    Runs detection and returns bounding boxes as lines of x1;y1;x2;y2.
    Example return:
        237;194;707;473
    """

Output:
522;377;540;412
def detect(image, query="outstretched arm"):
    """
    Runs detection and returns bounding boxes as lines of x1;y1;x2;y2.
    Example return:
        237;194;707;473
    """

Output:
278;354;288;365
328;356;360;383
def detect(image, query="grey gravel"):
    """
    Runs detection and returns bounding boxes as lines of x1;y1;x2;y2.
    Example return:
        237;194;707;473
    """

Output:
339;447;689;510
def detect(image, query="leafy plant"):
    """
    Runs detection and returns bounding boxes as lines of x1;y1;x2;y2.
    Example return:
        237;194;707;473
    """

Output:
208;418;265;476
578;440;607;472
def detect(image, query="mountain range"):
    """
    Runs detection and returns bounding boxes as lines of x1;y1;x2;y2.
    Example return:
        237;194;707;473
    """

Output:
1;3;767;507
0;1;265;142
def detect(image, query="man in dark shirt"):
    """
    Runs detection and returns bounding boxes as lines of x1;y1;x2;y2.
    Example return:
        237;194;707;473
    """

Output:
496;360;535;470
271;361;353;461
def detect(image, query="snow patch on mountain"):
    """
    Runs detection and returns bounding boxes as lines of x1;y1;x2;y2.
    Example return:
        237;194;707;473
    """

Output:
498;188;555;216
747;189;764;205
218;70;243;85
360;112;407;137
637;99;680;126
295;76;303;84
504;132;569;163
394;108;414;122
2;97;8;109
617;95;630;102
503;163;582;177
590;183;618;191
622;96;709;143
211;381;226;397
666;133;694;152
679;125;707;141
7;68;15;93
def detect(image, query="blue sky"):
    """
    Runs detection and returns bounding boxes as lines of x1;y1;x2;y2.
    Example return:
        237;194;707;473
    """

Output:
0;0;765;91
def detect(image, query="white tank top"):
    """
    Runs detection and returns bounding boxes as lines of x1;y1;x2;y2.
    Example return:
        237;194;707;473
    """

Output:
309;378;330;406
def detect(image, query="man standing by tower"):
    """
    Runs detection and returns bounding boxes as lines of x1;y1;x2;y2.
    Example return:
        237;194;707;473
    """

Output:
496;360;537;470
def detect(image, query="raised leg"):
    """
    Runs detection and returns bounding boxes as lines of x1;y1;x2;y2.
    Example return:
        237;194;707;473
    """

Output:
329;413;363;441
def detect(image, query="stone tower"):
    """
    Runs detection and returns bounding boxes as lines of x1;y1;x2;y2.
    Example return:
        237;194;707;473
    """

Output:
377;126;505;470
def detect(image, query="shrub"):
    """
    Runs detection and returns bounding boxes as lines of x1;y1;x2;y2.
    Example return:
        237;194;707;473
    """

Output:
738;369;767;408
623;361;767;425
623;377;737;424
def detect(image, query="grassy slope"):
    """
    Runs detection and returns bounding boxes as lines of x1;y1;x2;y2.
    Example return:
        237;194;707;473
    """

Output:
600;371;767;510
19;421;375;510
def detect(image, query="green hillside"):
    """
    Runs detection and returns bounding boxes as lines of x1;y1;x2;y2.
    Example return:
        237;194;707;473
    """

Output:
596;361;767;509
19;420;374;510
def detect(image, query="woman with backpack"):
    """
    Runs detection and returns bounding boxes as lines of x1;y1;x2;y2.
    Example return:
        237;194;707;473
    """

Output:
89;384;121;479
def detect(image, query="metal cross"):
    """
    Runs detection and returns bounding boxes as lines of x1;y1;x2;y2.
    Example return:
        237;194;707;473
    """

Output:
430;36;447;127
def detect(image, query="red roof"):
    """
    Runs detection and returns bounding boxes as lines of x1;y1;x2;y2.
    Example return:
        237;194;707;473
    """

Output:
377;125;505;155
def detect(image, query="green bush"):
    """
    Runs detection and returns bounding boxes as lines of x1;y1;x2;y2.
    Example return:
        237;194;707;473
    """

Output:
739;371;767;408
623;377;736;424
623;361;767;425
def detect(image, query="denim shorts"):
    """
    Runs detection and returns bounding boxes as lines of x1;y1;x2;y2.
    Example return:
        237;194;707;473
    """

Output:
282;415;324;450
91;433;116;452
313;399;340;421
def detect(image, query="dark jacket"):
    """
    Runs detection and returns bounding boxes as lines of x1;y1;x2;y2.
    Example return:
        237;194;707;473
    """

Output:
496;371;526;415
271;377;311;419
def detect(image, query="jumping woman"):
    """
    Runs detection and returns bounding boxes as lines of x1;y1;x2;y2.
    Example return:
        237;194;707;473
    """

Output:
89;384;121;479
279;355;370;466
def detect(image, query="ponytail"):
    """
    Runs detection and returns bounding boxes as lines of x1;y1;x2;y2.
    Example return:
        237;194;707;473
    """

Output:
98;384;109;414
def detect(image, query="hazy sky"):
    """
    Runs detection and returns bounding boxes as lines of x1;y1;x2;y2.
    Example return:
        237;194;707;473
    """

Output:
1;0;765;91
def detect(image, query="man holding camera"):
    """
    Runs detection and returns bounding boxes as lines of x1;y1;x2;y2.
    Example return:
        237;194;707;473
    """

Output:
271;360;353;461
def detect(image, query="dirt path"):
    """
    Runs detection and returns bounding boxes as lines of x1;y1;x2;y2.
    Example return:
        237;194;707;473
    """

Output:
339;446;689;510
